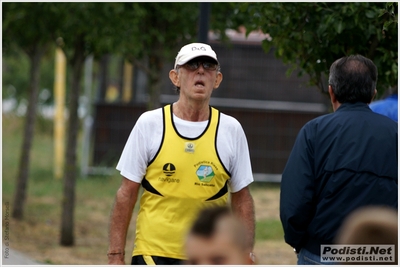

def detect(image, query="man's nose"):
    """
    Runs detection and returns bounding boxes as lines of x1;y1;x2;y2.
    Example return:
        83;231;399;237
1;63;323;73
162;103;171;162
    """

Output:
197;63;205;73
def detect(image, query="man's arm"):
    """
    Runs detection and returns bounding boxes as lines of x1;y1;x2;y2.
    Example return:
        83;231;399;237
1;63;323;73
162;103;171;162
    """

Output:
280;125;315;252
108;177;141;265
230;186;255;251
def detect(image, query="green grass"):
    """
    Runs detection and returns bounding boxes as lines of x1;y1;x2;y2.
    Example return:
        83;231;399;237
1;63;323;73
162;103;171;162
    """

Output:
250;181;281;191
2;114;128;264
2;115;22;196
2;114;122;201
256;219;284;240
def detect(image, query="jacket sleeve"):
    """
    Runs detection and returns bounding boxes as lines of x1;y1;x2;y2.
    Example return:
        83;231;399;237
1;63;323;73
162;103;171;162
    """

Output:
280;123;316;251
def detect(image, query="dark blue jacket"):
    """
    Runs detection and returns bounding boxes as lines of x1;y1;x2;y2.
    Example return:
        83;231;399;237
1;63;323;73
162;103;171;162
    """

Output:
280;102;398;256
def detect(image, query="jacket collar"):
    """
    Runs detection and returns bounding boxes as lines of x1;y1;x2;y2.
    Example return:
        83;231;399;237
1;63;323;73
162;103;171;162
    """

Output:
335;102;371;112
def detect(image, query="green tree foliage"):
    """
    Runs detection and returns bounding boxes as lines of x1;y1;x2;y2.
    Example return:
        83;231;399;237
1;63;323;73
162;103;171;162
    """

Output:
116;3;199;109
234;2;398;96
119;3;199;59
2;49;30;102
2;48;55;106
209;3;248;43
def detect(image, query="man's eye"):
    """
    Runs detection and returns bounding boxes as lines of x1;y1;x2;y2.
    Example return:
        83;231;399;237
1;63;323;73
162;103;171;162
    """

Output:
188;62;199;69
203;62;216;70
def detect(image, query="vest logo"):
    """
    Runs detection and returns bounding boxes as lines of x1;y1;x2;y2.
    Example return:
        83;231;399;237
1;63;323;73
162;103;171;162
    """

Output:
163;163;176;176
196;165;215;182
185;142;195;153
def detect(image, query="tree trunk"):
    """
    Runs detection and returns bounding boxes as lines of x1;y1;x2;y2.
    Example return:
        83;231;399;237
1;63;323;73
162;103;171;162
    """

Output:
12;45;45;220
60;38;85;246
97;54;109;102
147;54;163;110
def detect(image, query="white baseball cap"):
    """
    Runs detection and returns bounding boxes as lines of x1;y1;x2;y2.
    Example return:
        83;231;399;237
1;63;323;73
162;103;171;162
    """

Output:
174;43;219;69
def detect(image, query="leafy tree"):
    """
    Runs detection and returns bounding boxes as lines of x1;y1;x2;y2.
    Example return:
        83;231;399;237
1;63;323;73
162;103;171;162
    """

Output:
233;2;398;96
2;47;55;107
3;2;58;220
118;3;199;109
52;2;129;246
209;3;248;43
2;49;30;102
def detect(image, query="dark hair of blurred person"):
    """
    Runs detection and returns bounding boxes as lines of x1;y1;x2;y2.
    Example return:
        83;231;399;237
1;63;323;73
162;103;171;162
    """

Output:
185;205;254;265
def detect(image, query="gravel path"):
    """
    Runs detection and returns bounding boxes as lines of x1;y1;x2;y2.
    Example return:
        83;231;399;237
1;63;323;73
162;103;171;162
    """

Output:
2;245;43;265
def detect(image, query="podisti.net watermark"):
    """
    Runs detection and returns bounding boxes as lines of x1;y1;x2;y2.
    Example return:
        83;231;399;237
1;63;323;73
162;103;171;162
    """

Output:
321;245;395;263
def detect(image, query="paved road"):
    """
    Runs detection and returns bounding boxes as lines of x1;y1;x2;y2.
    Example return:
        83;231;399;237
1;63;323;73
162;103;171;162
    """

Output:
2;245;43;265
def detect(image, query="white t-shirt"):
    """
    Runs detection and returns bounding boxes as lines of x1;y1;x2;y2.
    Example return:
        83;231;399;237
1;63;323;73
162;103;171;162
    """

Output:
116;107;253;193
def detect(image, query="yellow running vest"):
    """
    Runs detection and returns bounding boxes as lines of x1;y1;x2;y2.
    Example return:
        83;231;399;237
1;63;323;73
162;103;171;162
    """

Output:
133;104;231;259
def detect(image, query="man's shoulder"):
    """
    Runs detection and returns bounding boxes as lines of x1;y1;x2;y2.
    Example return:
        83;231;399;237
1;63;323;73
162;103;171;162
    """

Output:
138;107;163;121
305;105;397;132
369;111;398;129
135;107;163;129
218;111;242;127
302;112;333;129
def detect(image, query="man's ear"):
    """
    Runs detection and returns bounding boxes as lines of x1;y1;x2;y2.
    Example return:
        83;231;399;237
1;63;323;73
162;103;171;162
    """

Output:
328;85;336;103
169;69;180;87
369;89;377;104
328;85;341;111
213;72;223;89
246;251;256;265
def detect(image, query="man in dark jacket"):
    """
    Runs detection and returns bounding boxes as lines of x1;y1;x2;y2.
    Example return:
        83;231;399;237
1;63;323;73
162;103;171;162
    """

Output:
280;55;398;265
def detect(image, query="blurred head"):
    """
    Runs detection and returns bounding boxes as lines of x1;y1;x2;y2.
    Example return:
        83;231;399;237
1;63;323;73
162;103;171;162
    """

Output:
335;206;398;265
328;55;377;105
185;206;252;265
169;43;222;96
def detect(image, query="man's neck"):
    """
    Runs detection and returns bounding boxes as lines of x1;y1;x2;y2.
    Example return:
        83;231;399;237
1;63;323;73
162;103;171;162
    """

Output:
173;100;210;122
332;101;341;112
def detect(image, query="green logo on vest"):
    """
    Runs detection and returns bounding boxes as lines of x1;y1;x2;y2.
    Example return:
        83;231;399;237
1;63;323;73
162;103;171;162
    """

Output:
196;165;215;182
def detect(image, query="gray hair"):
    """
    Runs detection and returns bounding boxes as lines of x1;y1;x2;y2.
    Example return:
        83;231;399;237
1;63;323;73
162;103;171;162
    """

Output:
328;55;377;103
